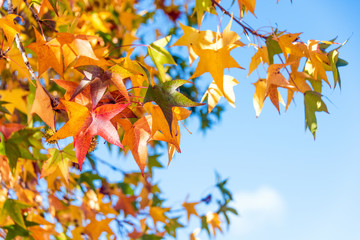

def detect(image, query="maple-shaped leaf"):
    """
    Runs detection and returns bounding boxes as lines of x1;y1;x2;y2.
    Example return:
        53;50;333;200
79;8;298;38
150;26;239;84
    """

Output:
266;34;283;64
148;36;176;82
118;116;152;175
206;212;222;236
0;122;25;140
248;46;269;76
216;17;245;49
0;199;32;229
190;46;243;98
114;191;137;216
0;88;28;114
40;143;77;185
201;75;239;113
285;71;313;110
27;28;63;77
47;100;91;141
48;102;128;169
172;22;216;64
253;78;284;117
71;65;130;109
182;201;199;222
265;63;294;112
305;40;332;85
84;218;114;240
0;14;22;45
143;80;202;133
53;79;91;106
277;33;304;59
30;79;56;130
149;206;170;228
194;0;215;27
238;0;256;15
304;91;328;139
74;103;128;168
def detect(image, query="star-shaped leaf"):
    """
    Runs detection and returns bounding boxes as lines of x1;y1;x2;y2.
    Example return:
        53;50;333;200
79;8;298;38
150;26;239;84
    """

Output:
27;28;63;77
30;79;56;130
182;201;199;222
201;75;239;113
148;36;176;82
143;80;202;133
0;14;22;45
190;46;243;98
118;116;152;175
304;91;328;139
74;103;128;168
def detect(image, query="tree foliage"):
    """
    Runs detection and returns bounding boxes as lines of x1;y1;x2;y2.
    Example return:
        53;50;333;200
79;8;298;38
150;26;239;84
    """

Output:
0;0;347;239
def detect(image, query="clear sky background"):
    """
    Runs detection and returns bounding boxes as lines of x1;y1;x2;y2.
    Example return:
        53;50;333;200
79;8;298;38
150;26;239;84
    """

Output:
97;0;360;239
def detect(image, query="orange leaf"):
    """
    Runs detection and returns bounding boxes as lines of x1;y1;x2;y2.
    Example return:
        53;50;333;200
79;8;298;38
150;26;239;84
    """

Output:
30;79;55;130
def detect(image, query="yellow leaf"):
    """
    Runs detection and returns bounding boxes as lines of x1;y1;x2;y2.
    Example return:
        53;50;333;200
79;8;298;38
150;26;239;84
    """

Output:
191;46;243;99
206;212;222;236
202;75;239;113
0;88;28;114
149;206;170;227
182;201;199;221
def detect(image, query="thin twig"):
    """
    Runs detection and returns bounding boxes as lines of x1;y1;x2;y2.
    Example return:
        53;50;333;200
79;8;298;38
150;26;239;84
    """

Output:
7;0;36;86
210;0;267;40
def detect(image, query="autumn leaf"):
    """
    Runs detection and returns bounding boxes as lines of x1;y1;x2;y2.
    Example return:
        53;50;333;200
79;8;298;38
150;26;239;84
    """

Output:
248;46;269;76
201;75;239;113
148;36;176;82
30;79;56;130
27;28;63;77
253;78;284;117
118;116;152;175
265;63;294;112
304;91;328;139
182;201;199;222
190;46;243;98
206;212;222;236
40;143;77;185
52;79;91;106
0;122;25;140
0;88;28;115
149;206;170;228
238;0;256;15
84;218;114;240
114;191;137;216
143;79;202;133
0;14;22;45
47;100;91;141
172;22;216;64
0;199;31;229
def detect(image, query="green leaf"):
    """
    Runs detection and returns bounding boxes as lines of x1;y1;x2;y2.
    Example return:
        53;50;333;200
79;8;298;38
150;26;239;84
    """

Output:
148;36;176;82
4;141;20;174
0;101;10;114
194;0;215;27
304;91;329;139
1;199;31;229
48;0;59;16
164;217;184;238
201;215;211;236
0;133;5;155
266;34;282;64
3;224;30;240
143;79;203;133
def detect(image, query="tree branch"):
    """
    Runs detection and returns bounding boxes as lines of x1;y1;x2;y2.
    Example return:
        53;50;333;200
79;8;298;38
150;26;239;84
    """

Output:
210;0;267;40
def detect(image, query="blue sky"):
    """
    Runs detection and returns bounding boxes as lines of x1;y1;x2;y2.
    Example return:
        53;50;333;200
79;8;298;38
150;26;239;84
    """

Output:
97;0;360;239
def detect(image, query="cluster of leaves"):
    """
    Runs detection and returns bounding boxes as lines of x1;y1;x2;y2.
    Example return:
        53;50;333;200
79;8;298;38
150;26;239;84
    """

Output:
0;0;347;239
